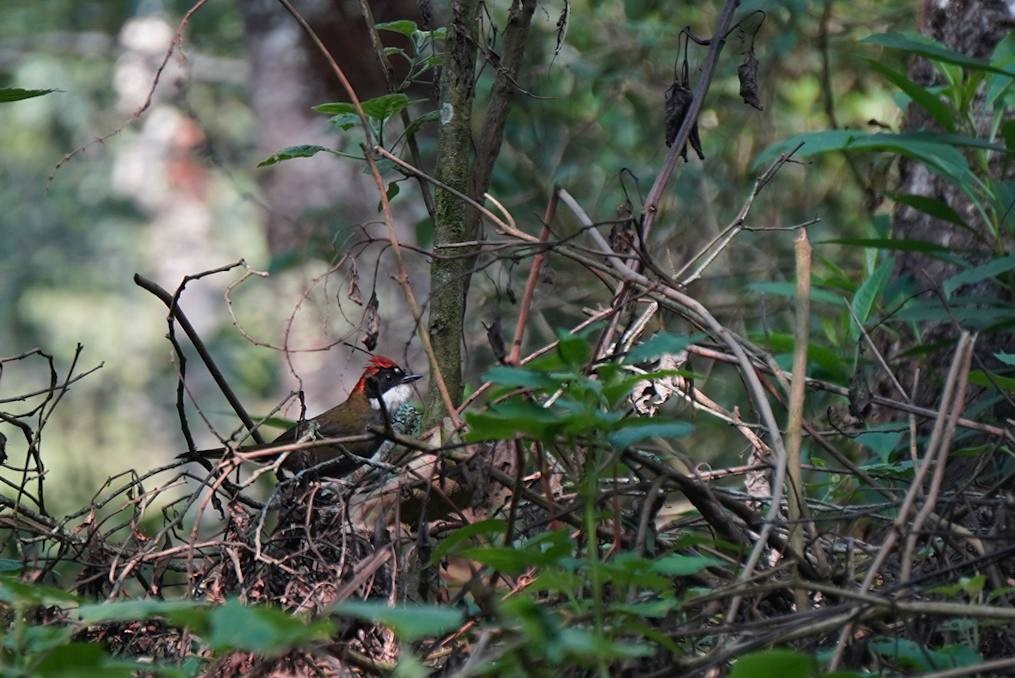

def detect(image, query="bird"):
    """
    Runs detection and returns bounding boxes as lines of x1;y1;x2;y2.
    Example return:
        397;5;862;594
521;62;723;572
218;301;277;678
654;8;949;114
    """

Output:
181;356;422;478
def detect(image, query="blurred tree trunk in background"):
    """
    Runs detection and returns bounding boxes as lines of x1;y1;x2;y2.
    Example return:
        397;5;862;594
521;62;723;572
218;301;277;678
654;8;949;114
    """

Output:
892;0;1014;408
239;0;424;403
240;0;395;254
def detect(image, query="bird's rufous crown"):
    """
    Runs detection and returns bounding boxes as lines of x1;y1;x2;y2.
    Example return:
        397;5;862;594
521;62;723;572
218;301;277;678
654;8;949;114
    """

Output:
353;355;401;393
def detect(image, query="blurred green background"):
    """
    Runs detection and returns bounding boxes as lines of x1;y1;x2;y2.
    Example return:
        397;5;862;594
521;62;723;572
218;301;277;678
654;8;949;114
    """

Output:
0;0;913;512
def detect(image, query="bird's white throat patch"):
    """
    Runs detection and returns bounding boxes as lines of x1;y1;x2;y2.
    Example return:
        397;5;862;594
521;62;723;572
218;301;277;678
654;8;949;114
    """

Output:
369;383;413;411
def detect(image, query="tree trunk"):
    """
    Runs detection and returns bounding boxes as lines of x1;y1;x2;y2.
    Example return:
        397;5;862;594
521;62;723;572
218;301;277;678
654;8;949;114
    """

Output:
892;0;1014;406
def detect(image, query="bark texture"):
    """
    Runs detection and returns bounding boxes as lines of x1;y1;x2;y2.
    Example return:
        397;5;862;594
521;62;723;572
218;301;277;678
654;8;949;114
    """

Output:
892;0;1014;406
424;0;537;422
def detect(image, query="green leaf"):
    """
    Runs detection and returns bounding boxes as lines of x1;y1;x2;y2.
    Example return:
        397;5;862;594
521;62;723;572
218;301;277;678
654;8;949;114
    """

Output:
607;419;692;448
403;110;440;138
0;576;79;605
819;237;956;254
995;352;1015;366
850;258;892;335
360;93;410;121
374;19;418;37
32;643;130;678
889;193;968;229
864;58;955;131
969;370;1015;392
556;330;591;368
753;131;983;195
78;599;208;628
627;332;693;362
464;399;560;441
431;519;507;564
0;87;57;102
869;637;981;672
943;253;1015;297
332;601;462;642
257;144;332;168
482;366;558;390
650;554;723;576
863;32;1015;78
207;600;334;654
313;101;356;115
747;281;843;305
730;648;815;678
332;114;362;132
0;559;22;572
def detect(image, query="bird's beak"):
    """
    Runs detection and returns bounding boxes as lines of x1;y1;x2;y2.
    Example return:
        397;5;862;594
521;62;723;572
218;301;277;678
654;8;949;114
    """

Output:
402;372;423;385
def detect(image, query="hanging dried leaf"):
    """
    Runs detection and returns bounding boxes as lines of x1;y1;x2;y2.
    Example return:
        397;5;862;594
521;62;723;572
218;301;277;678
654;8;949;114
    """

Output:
738;51;763;110
483;319;507;364
360;292;380;351
848;364;873;421
664;82;704;161
347;259;364;306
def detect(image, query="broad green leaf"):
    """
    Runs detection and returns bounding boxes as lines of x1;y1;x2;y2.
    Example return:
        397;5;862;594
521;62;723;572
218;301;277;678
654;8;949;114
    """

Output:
943;253;1015;296
329;112;360;130
360;93;410;121
608;597;678;618
32;643;132;677
851;259;892;335
0;576;79;605
78;599;208;629
889;193;968;229
332;601;462;642
869;637;982;672
431;519;507;564
313;101;356;115
969;370;1015;392
464;399;560;441
0;87;57;102
626;332;693;362
754;131;979;194
207;599;334;653
607;419;692;448
482;366;558;390
730;648;815;678
865;58;954;131
863;32;1015;78
257;144;332;168
651;554;723;576
556;329;591;368
0;559;22;572
994;352;1015;366
374;19;417;37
